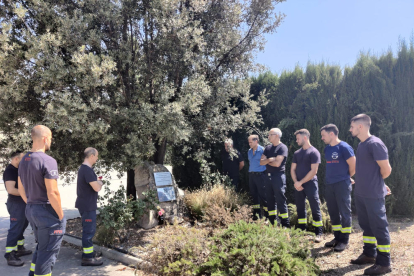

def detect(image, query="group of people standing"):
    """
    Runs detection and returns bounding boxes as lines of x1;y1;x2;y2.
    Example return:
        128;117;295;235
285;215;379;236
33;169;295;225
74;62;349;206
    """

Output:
223;114;392;276
3;125;104;276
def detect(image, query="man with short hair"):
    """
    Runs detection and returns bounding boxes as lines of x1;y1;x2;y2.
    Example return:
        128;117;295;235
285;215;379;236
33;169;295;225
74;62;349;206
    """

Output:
75;147;104;266
320;124;356;252
247;135;267;219
18;125;66;276
3;151;32;266
260;128;290;227
291;129;323;242
349;114;392;275
222;138;244;189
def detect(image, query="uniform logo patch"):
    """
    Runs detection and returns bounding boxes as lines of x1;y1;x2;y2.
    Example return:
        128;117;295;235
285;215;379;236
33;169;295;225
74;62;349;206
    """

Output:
53;230;63;234
11;218;17;221
85;219;93;222
25;157;31;161
332;152;339;159
49;170;58;177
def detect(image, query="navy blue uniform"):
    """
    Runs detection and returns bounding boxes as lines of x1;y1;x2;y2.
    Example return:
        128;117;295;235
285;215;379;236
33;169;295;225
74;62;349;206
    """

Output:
355;136;391;267
221;148;244;189
3;164;29;257
75;164;99;258
263;143;289;227
19;152;66;276
248;145;267;219
292;146;323;235
324;141;354;244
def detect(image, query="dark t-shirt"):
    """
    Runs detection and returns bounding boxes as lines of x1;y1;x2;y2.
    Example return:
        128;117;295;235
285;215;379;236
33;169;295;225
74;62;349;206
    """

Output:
355;136;388;198
18;152;59;204
222;148;244;180
3;164;23;202
324;141;355;184
263;143;288;173
292;146;321;182
75;164;98;211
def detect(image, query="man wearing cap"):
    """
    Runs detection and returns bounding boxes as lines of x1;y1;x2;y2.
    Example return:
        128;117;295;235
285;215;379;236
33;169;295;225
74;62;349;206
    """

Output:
247;135;267;220
75;147;104;266
3;151;32;266
260;128;290;227
18;125;66;276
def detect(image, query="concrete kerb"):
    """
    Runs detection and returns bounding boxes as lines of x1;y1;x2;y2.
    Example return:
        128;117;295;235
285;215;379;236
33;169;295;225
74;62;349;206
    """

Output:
63;234;152;269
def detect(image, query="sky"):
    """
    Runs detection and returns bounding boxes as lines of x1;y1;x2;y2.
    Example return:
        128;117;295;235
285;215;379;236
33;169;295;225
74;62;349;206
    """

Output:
255;0;414;74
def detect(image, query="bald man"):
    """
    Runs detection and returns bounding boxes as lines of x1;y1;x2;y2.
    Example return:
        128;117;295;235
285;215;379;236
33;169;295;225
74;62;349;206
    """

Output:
18;125;66;276
75;147;103;266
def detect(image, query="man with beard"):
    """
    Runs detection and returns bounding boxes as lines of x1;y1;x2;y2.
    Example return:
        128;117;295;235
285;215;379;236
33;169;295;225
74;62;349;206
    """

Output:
291;129;323;242
349;114;392;275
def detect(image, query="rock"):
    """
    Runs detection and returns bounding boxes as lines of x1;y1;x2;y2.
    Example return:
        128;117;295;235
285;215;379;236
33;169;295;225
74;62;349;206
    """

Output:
135;162;183;229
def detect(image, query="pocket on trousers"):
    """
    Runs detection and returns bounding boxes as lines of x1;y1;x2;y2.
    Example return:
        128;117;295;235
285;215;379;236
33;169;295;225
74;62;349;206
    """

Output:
46;221;66;251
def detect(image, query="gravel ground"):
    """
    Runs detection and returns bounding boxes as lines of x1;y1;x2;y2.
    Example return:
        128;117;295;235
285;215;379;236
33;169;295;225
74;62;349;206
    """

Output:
67;216;414;275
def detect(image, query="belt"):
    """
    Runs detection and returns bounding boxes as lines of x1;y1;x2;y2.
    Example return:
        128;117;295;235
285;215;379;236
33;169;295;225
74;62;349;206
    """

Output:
249;171;265;175
266;171;284;176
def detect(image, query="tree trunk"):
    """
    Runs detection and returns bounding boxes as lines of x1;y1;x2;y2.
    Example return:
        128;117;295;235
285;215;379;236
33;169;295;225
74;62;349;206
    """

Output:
153;138;167;165
126;169;137;200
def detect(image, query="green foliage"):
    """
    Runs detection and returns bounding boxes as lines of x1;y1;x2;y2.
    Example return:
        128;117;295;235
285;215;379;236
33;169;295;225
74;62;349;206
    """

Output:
288;201;332;233
184;183;250;221
141;222;211;276
97;184;158;244
201;220;320;276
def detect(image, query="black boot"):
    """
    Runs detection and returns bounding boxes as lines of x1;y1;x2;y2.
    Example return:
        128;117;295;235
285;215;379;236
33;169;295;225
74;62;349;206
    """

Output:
364;264;392;275
82;257;103;266
351;254;376;265
5;251;24;266
16;245;32;257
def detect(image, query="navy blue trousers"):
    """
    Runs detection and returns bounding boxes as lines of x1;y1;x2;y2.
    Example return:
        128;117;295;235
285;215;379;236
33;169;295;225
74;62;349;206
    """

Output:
5;198;29;257
79;209;97;258
355;195;391;267
295;180;323;235
26;204;66;276
249;172;267;219
264;172;289;227
325;179;352;244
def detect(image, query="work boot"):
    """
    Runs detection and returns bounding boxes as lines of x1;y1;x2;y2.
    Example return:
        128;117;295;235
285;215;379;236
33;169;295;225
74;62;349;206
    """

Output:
81;257;103;266
5;251;24;266
363;264;392;275
16;245;32;257
314;235;322;243
334;242;348;252
350;254;376;265
93;251;102;258
325;238;338;248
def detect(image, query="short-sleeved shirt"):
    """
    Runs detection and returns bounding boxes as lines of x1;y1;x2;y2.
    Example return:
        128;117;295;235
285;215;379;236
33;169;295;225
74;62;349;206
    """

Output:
222;148;244;180
263;143;288;173
355;136;388;198
248;145;266;172
3;164;23;202
292;146;321;182
18;152;59;204
75;164;98;212
324;141;355;184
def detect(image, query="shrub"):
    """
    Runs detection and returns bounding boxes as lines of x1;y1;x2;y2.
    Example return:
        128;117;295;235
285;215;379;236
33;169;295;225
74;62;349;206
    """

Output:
288;200;332;233
97;184;158;244
201;220;320;276
140;223;211;276
184;183;250;221
202;203;253;228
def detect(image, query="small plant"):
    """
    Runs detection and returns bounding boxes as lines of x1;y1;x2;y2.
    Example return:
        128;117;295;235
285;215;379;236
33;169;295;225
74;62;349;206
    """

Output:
140;222;211;276
288;200;332;233
184;183;250;221
97;184;158;245
202;203;253;228
201;220;320;276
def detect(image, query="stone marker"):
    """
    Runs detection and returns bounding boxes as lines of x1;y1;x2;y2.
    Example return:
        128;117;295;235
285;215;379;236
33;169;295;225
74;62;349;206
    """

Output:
135;162;184;229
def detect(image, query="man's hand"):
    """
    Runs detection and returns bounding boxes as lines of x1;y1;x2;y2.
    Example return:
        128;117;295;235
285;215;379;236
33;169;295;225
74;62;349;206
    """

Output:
350;178;355;185
385;184;391;196
294;181;304;191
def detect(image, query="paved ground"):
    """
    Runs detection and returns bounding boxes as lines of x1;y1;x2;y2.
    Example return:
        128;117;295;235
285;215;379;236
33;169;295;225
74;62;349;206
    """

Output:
0;171;136;276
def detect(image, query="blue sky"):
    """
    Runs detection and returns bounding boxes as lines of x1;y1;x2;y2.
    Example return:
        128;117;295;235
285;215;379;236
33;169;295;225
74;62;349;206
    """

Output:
255;0;414;74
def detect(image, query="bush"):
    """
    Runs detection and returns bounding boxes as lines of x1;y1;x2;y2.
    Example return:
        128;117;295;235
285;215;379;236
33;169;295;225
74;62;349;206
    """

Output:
203;204;253;228
288;201;332;233
201;220;320;276
97;184;158;245
141;223;211;276
184;183;250;221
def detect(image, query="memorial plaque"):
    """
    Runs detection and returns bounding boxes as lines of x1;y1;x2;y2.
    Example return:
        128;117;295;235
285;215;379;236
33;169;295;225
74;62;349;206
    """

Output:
157;186;176;202
154;172;173;187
